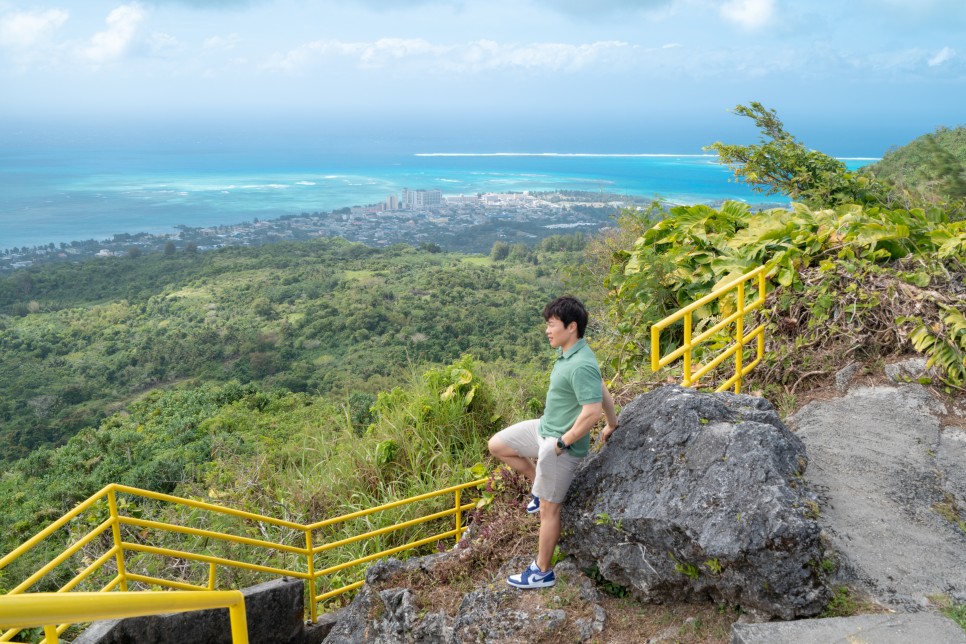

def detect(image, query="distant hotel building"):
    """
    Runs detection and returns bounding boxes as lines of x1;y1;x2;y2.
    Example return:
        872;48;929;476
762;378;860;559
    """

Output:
386;194;399;210
401;188;442;209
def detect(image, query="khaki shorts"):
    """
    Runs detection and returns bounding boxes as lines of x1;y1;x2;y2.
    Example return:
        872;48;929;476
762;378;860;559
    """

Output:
491;419;581;504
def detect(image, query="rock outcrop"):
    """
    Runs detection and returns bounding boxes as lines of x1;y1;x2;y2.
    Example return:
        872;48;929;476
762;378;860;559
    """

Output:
561;385;829;620
321;555;607;643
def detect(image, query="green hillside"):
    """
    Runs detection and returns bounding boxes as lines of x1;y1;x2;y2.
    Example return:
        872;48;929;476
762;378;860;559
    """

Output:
865;125;966;206
0;237;582;460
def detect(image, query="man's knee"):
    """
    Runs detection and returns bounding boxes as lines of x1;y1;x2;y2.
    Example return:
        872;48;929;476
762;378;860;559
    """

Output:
488;435;509;457
539;499;562;519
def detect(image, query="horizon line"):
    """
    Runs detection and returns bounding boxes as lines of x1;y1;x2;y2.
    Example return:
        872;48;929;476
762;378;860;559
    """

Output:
415;152;717;158
415;152;881;161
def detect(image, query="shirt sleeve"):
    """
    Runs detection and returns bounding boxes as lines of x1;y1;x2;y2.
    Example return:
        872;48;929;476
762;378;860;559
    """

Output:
572;362;603;405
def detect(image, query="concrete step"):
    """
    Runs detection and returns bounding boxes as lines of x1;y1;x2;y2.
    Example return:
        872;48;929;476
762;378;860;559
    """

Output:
731;613;966;644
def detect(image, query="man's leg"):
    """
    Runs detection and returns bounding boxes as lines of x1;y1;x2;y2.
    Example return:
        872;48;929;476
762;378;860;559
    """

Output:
488;434;536;481
488;419;540;481
536;500;561;572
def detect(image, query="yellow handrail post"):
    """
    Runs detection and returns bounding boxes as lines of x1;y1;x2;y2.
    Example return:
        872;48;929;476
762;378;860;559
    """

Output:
683;312;693;386
106;487;128;591
43;625;58;644
453;489;462;545
758;269;767;367
227;598;249;644
734;280;745;394
207;563;217;590
305;529;317;625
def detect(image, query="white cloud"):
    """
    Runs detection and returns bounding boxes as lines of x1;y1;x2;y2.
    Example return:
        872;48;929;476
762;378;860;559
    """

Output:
358;38;447;67
928;46;955;66
204;34;241;51
148;31;179;56
82;4;146;63
719;0;774;30
263;37;631;74
0;8;69;48
457;40;631;71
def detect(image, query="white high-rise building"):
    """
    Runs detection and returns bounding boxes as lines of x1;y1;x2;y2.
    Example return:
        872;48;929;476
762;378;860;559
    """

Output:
401;188;442;209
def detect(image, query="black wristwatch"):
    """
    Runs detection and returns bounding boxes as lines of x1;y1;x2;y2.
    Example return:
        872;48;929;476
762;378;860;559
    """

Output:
556;437;570;450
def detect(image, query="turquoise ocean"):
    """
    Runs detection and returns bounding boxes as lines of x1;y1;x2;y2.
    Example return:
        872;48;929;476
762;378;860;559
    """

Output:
0;120;877;251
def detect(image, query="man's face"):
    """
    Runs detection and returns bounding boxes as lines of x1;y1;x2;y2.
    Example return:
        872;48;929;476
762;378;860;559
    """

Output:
545;316;577;349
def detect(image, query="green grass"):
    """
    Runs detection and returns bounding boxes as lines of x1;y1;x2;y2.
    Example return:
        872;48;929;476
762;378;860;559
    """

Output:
944;604;966;633
821;586;859;618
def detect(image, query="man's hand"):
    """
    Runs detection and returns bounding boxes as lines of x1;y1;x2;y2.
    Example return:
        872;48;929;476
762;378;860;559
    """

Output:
600;423;617;444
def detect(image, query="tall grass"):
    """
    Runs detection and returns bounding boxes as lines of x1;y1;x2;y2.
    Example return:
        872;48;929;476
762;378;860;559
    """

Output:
128;355;549;601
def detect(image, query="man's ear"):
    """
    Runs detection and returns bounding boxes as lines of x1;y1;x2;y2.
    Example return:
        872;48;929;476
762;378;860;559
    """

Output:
566;320;578;333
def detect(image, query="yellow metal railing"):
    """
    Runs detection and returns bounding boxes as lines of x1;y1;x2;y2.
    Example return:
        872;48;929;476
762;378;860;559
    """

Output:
0;478;485;641
0;591;248;644
651;266;767;393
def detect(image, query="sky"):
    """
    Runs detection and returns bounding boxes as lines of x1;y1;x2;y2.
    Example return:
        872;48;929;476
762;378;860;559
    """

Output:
0;0;964;154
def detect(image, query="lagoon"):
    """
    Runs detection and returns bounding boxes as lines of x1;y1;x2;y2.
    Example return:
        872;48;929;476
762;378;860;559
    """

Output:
0;125;876;250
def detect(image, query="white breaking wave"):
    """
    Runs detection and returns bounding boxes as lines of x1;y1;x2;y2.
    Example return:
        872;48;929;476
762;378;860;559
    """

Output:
415;152;880;162
415;152;717;158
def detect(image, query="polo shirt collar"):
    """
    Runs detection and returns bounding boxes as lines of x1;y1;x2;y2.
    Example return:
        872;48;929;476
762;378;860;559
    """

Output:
557;337;587;360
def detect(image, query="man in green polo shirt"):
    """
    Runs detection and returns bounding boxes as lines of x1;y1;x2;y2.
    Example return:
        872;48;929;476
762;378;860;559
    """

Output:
488;295;618;589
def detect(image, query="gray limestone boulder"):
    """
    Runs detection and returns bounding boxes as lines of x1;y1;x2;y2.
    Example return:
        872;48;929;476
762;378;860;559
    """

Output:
561;385;829;620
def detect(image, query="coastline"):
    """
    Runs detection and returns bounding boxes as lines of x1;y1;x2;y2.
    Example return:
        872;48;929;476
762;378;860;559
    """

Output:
2;151;843;253
0;189;788;274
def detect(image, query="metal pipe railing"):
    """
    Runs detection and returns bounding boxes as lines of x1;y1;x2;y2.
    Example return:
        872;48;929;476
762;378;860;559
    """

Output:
651;265;767;393
0;476;487;636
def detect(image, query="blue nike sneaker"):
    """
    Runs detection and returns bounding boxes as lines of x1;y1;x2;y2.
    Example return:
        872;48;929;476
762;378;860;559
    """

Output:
507;560;556;589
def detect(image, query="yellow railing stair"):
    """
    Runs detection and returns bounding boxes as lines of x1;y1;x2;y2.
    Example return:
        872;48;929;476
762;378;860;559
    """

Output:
0;479;484;643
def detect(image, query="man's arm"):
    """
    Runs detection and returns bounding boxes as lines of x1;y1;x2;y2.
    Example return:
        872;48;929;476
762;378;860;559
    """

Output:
556;401;602;454
599;380;618;443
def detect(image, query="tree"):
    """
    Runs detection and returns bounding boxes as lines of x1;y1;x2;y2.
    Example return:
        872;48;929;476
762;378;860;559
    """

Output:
507;243;531;262
164;241;176;256
127;247;142;259
490;241;511;261
185;242;198;254
13;272;32;296
707;102;888;208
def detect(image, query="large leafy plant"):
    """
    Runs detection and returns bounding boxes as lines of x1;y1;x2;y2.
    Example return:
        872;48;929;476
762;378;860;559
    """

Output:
906;307;966;388
605;201;966;386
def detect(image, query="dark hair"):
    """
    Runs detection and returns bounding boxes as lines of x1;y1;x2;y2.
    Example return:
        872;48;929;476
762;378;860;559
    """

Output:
543;295;589;338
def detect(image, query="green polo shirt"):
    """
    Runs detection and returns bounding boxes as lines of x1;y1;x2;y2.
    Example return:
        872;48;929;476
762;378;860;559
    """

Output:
538;338;602;458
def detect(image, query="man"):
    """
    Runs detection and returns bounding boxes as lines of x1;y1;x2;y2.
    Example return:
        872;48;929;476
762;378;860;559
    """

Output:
488;295;618;589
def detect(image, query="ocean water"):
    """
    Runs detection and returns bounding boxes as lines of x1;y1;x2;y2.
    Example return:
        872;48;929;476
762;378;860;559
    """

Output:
0;118;877;250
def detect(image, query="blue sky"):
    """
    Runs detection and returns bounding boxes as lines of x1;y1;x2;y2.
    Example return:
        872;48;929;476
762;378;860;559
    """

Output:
1;0;964;154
